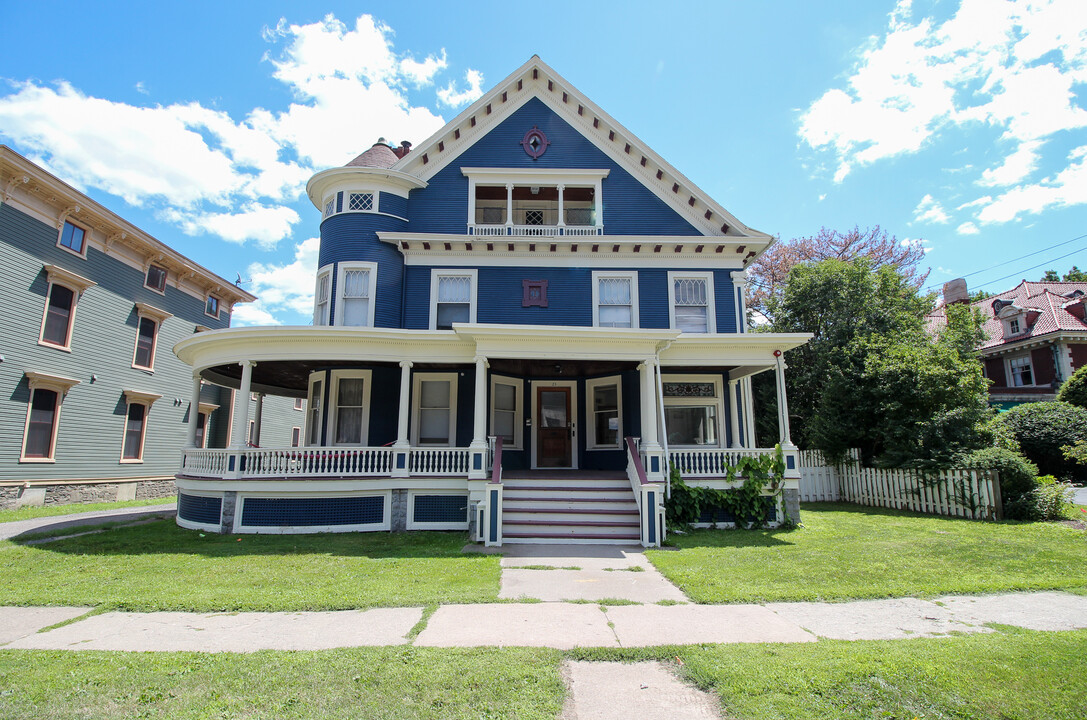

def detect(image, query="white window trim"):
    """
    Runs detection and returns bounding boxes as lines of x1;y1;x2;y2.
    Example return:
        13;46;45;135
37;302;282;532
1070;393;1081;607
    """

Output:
345;191;378;213
591;271;639;328
205;294;221;320
38;265;96;352
328;369;373;447
1006;354;1035;387
429;269;478;330
291;427;301;448
57;219;89;259
19;372;80;463
406;490;470;531
586;375;623;450
131;303;172;372
144;263;168;295
667;271;716;334
323;195;336;219
463;168;609;230
120;390;162;463
334;261;378;328
314;264;333;326
411;372;459;447
661;374;724;449
305;372;325;446
490;375;523;450
197;402;219;449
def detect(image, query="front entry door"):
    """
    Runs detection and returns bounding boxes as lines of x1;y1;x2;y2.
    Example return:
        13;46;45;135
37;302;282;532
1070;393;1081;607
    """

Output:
537;387;572;468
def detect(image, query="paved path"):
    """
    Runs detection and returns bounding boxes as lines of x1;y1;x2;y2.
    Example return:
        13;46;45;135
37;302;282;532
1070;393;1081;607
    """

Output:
4;591;1085;653
0;504;175;541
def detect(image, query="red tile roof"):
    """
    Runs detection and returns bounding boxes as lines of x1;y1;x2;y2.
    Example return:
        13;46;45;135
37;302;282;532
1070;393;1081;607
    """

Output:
346;143;398;169
928;280;1087;350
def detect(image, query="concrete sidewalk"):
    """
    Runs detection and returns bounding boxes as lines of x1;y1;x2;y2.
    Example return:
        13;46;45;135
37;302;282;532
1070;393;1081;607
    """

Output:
0;504;175;541
4;591;1085;653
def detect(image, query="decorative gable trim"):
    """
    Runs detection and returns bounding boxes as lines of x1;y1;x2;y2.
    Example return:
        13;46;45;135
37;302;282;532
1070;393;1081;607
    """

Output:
393;57;770;243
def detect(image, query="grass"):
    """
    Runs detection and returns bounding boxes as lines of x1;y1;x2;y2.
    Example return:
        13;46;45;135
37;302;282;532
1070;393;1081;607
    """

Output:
0;497;170;523
648;503;1087;603
1;629;1083;719
0;647;565;720
0;520;500;611
570;628;1087;720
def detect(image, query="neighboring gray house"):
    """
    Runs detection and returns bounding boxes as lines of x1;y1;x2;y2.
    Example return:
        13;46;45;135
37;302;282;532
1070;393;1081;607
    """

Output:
0;145;302;509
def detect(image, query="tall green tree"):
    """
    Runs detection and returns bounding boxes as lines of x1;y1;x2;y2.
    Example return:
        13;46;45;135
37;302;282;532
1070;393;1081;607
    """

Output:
762;259;990;467
1041;266;1086;282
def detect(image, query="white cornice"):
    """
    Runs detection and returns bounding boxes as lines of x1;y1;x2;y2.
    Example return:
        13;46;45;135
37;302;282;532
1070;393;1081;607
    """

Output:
306;166;427;210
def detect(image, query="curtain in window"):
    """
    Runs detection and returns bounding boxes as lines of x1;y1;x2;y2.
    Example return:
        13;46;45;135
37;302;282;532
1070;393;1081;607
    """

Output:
25;389;58;458
314;274;330;324
436;275;471;328
419;380;451;444
493;383;516;443
598;277;632;327
674;278;709;333
43;284;74;346
341;269;370;326
134;317;156;367
123;403;146;459
335;378;365;444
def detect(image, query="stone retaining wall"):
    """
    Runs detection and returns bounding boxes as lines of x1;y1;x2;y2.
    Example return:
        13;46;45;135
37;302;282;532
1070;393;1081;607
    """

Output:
0;479;177;511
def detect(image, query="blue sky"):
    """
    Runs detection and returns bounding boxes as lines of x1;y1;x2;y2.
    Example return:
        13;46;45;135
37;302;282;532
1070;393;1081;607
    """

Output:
2;0;1085;324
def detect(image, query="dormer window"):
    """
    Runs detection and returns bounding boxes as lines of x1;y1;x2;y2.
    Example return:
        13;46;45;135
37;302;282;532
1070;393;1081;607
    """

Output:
1008;318;1020;335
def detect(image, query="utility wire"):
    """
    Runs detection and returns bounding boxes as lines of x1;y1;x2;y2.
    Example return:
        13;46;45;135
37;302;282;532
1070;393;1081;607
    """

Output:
923;232;1087;291
969;243;1087;292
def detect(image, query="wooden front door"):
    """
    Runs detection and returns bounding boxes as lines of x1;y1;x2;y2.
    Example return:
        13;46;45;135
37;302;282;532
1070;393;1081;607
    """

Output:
537;387;572;467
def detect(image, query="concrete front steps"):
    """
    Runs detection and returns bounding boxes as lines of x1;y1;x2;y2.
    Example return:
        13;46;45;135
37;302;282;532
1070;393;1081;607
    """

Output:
501;472;641;544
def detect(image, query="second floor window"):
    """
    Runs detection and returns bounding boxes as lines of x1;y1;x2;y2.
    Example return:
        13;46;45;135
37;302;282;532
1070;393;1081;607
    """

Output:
336;263;375;327
24;388;59;459
669;273;715;333
205;295;220;319
133;317;158;369
431;271;476;329
594;272;638;328
41;283;75;348
59;221;86;255
314;267;331;325
146;265;167;293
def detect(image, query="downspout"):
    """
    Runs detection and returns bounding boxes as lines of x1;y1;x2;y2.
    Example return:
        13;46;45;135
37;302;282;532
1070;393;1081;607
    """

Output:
655;340;674;498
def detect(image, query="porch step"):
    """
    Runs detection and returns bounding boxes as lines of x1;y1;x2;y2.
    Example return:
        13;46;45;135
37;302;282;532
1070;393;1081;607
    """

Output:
503;532;642;544
499;471;641;545
502;485;631;493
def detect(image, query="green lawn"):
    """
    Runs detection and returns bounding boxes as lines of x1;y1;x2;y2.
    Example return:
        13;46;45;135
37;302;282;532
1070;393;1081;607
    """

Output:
648;503;1087;603
0;520;500;611
2;630;1084;719
0;497;171;523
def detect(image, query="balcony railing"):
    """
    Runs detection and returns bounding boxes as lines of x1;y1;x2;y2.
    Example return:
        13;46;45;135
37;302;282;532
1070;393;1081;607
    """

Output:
669;447;780;478
180;446;473;480
468;224;603;237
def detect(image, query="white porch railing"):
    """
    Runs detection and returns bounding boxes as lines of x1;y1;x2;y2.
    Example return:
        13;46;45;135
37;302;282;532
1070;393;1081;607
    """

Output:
467;224;603;237
669;447;779;477
179;446;470;480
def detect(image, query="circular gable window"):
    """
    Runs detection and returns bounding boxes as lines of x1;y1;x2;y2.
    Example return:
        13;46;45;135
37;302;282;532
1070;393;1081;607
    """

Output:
521;127;550;159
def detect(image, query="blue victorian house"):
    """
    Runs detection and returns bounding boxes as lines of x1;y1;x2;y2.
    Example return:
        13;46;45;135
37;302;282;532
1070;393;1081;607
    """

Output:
173;57;810;545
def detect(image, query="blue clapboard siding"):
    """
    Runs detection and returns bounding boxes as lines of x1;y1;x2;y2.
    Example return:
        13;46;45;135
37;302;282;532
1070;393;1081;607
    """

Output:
379;192;408;219
318;213;408;328
407;98;702;236
400;264;736;332
0;202;251;482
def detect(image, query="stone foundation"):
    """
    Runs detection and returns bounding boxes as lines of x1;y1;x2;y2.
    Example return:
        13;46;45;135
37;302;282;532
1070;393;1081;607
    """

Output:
783;487;801;524
0;479;177;511
391;489;408;531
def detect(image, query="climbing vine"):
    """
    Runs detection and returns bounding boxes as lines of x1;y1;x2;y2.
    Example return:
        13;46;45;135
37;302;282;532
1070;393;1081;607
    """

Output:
665;445;787;530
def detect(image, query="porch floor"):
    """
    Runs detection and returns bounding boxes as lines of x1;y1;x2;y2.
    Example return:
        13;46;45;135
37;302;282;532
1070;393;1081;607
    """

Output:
502;470;628;480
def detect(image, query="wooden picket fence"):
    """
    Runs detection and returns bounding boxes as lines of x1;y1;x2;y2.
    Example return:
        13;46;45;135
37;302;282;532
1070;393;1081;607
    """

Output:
798;449;1002;520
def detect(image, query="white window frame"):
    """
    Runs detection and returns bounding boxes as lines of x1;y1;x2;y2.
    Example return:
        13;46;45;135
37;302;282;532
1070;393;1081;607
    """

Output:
429;269;477;330
120;390;162;463
328;370;373;447
305;373;325;446
1007;355;1035;387
131;303;172;372
586;375;623;450
57;219;89;259
334;261;377;328
19;372;80;463
205;294;221;320
412;372;459;447
291;427;301;448
661;374;724;449
196;402;219;449
323;196;336;219
668;271;716;334
314;264;333;326
38;265;95;352
490;375;523;450
346;191;376;213
592;271;639;328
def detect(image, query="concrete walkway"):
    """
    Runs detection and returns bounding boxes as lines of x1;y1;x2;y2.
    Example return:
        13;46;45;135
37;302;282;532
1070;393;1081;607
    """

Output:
4;591;1085;653
0;504;175;541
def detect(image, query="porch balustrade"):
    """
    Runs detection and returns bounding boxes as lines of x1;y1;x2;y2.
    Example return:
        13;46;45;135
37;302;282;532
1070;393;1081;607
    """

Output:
467;224;603;237
179;445;473;480
669;447;780;477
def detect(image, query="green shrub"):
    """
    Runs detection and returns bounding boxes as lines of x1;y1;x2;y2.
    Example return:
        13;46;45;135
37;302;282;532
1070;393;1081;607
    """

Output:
964;446;1038;520
1026;475;1075;522
995;402;1087;480
1057;365;1087;409
1063;439;1087;467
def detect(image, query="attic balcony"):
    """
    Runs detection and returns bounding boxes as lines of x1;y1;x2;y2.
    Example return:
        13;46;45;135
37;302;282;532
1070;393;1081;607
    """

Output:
470;183;602;237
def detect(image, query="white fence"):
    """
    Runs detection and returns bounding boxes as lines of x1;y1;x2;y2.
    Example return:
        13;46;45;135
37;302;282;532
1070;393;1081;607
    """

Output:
799;449;1001;520
669;448;779;477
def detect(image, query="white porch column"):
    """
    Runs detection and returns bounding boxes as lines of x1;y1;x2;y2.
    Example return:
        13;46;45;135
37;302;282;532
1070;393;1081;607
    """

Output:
186;372;202;448
728;379;740;449
505;184;513;230
639;358;665;482
392;360;412;478
557;184;565;227
730;270;748;333
252;393;264;447
469;355;489;479
774;351;793;447
742;377;756;449
230;361;254;450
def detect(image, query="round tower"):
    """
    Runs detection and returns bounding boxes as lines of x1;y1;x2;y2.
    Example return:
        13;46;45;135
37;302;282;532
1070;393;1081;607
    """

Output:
305;140;423;328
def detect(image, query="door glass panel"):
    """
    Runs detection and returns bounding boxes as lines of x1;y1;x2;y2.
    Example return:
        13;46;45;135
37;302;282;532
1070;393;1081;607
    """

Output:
540;390;567;427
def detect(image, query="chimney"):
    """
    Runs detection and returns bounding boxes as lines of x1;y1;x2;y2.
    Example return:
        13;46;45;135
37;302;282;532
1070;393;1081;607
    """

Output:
943;278;969;305
392;140;412;159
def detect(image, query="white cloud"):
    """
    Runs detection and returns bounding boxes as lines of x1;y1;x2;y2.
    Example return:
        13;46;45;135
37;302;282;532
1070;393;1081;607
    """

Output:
437;69;484;108
244;237;321;322
799;0;1087;201
400;51;448;85
166;204;301;250
231;302;282;327
913;194;950;224
957;221;980;235
977;145;1087;223
135;81;149;95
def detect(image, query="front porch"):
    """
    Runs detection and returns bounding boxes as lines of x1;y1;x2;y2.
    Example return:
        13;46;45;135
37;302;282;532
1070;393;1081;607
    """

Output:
172;324;809;544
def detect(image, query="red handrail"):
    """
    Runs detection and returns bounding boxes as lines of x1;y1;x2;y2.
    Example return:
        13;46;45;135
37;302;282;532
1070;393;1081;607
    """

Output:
625;436;650;485
490;436;503;484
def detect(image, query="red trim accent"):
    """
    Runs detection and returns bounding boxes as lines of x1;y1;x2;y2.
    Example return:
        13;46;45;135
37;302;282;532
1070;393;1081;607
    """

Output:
454;128;460;140
490;436;503;484
695;245;704;253
571;244;578;252
674;245;683;252
613;244;620;253
518;79;523;90
548;80;553;91
672;183;679;193
688;196;696;206
736;245;746;253
465;242;473;251
578;104;583;115
593;118;599;128
400;242;409;249
715;246;724;253
704;210;712;219
533;69;538;79
633;244;641;252
721;223;730;233
522;279;548;308
438;141;444;152
422;153;428;164
550;244;557;252
654;245;662;253
470;117;476;127
562;92;568;103
487;242;493;251
529;243;536;252
486;104;491;114
423;242;431;250
656;170;663;180
609;131;615;141
508;243;514;251
443;242;451;250
640;156;647;166
502;91;507;102
592;244;599;252
626;437;650;486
